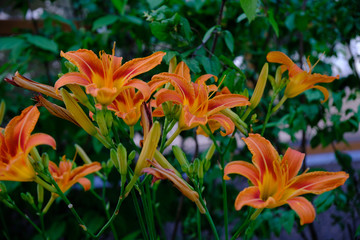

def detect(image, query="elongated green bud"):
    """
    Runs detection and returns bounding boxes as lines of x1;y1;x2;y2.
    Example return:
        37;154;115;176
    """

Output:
275;66;283;87
75;144;92;164
61;88;97;136
128;150;136;164
110;148;119;170
250;63;268;109
154;150;181;177
96;110;109;136
117;143;128;177
105;111;113;130
67;84;89;106
125;122;161;196
0;100;5;125
64;61;77;72
172;145;189;172
37;184;44;208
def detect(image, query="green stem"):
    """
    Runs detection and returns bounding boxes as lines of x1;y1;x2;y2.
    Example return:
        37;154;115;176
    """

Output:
34;176;56;193
10;201;42;234
48;176;96;238
159;117;170;153
196;186;220;240
131;190;149;240
272;95;287;114
230;208;255;240
241;107;252;121
163;128;181;152
141;183;156;240
261;94;277;135
129;126;134;140
197;208;202;240
39;212;47;240
42;195;56;214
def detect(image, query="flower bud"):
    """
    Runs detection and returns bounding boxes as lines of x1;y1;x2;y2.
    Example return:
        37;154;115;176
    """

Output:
21;192;35;209
67;84;93;110
110;148;119;170
172;145;190;171
154;150;180;177
117;143;128;177
105;111;113;130
249;63;268;110
95;110;109;136
37;184;44;208
61;88;97;136
0;99;5;125
64;61;77;72
168;56;177;73
74;144;92;164
128;150;136;164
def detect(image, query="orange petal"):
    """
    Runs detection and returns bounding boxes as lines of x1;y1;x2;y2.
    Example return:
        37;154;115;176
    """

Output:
311;85;329;103
266;51;303;77
77;177;92;191
207;94;250;116
155;89;183;106
234;186;274;210
289;171;349;197
148;78;169;93
223;161;259;185
242;134;279;179
55;72;90;91
152;73;195;103
60;49;103;80
207;114;235;136
113;51;166;81
124;79;151;101
287;197;316;225
25;133;56;153
195;74;218;85
174;61;191;80
5;106;39;153
71;162;102;179
282;148;305;180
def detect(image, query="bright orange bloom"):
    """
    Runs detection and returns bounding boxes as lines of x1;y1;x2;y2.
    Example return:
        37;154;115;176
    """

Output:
107;80;167;126
151;62;250;135
224;134;348;225
267;51;339;102
48;156;101;193
143;160;206;214
0;106;56;181
55;46;166;106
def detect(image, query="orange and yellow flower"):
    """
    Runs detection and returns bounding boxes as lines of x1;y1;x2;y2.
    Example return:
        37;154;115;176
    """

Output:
143;160;206;213
0;106;56;181
151;62;250;135
224;133;348;225
48;156;101;193
55;46;166;106
267;51;339;102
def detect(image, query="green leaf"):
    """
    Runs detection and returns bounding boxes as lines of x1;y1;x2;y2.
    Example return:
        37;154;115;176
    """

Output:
223;30;234;53
203;25;218;43
146;0;163;9
183;59;201;73
149;22;169;41
111;0;127;14
335;150;353;173
281;210;295;234
240;0;258;23
199;55;221;76
163;51;178;64
268;10;279;37
180;17;192;41
0;37;26;51
24;35;58;53
314;191;335;213
285;13;296;31
92;15;119;31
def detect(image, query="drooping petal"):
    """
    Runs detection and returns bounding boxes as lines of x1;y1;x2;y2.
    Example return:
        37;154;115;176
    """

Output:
77;177;92;191
155;89;183;106
207;114;235;136
195;74;217;85
123;79;151;101
234;186;275;210
282;147;305;180
113;51;166;81
207;94;250;116
223;161;259;185
242;134;279;180
311;85;329;103
287;197;316;225
60;49;104;80
55;72;91;91
289;171;349;197
25;133;56;153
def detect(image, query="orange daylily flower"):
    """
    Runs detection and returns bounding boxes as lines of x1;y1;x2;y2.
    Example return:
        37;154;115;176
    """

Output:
55;46;166;106
0;106;56;182
107;79;168;126
224;134;348;225
143;160;206;214
267;51;339;102
151;62;250;135
48;156;101;193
